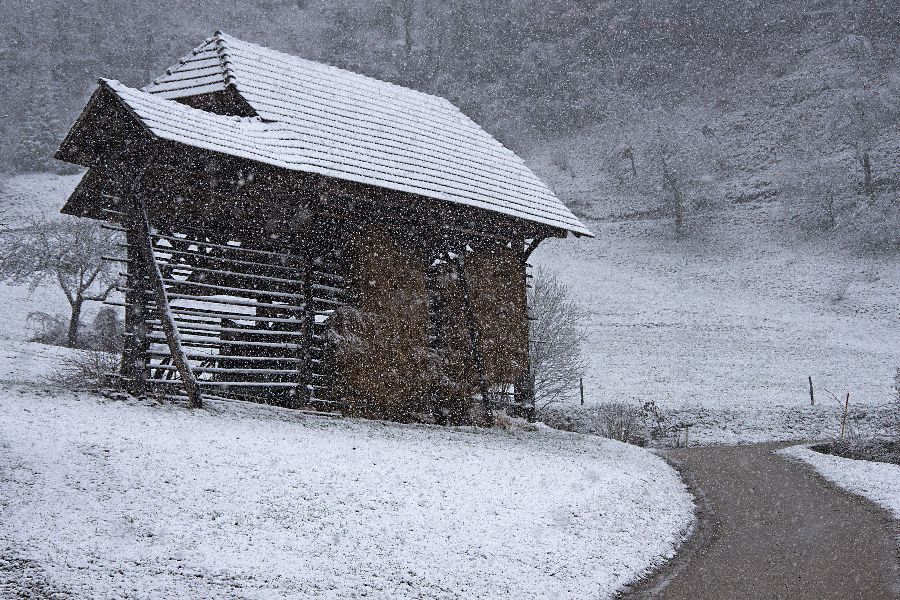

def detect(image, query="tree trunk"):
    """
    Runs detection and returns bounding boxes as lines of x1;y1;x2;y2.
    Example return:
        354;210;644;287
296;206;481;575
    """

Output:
662;160;685;239
861;152;875;204
66;298;82;348
403;1;414;58
673;185;685;239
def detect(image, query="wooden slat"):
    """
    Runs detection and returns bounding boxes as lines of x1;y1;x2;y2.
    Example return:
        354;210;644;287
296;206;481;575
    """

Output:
146;319;303;338
153;233;299;260
155;262;300;286
148;379;300;388
146;332;303;349
311;296;344;307
146;349;303;363
158;277;302;300
122;289;306;311
115;301;302;325
148;364;299;376
150;246;304;273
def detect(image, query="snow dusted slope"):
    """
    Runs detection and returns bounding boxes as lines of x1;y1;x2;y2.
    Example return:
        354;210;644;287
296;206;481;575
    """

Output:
779;445;900;518
0;348;691;599
534;203;899;415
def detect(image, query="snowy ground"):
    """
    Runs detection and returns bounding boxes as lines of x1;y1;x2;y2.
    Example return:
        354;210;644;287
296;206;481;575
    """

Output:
0;343;692;600
779;445;900;519
535;201;899;444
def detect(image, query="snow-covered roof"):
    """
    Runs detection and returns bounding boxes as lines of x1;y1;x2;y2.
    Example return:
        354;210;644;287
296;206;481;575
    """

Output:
126;32;591;237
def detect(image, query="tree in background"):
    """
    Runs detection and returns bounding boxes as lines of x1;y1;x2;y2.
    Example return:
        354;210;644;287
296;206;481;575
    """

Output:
527;267;586;408
644;111;719;239
0;217;120;347
827;82;896;205
778;156;851;233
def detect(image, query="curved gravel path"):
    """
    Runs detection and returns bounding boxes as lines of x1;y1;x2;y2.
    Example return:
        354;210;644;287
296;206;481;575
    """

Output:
620;443;900;600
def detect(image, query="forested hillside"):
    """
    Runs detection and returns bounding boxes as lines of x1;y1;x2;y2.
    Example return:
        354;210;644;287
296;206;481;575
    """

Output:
2;0;898;245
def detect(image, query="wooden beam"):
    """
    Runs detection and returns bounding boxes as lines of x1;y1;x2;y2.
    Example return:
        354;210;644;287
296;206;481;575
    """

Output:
130;184;203;409
449;252;491;422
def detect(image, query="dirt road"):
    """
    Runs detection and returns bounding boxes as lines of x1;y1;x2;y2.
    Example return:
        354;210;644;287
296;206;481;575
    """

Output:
620;443;900;600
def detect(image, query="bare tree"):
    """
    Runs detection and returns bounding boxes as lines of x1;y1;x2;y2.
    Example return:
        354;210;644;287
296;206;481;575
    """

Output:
827;82;896;205
0;216;120;347
645;113;717;239
779;156;852;233
527;267;586;408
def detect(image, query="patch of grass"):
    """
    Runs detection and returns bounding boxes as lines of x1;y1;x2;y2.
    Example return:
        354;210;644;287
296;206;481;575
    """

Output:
811;439;900;466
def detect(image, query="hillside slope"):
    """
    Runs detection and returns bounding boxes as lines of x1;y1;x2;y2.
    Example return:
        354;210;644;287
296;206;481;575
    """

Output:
526;30;899;230
533;201;899;415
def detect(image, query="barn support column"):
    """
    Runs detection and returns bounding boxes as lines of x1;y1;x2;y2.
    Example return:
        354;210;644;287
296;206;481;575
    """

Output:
121;223;149;397
296;241;314;408
450;247;491;424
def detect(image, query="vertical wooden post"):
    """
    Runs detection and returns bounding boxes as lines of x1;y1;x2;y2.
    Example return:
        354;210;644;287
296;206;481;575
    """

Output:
121;223;148;397
297;243;314;408
580;377;585;406
515;237;542;419
808;376;815;406
453;251;491;421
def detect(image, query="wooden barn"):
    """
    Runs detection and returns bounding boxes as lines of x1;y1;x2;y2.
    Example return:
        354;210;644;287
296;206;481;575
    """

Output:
55;32;592;424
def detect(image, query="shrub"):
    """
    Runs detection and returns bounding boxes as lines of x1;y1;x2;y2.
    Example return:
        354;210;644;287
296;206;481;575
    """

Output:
27;311;68;346
86;307;124;353
49;350;121;390
538;400;662;446
591;402;650;446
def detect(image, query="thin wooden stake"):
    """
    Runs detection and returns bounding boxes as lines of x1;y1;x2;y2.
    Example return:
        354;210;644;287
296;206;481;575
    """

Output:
808;376;815;406
580;377;585;406
839;392;850;440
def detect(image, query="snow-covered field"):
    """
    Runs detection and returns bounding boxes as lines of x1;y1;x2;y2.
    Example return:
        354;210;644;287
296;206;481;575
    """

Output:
2;171;898;447
0;343;692;599
779;445;900;519
535;201;899;443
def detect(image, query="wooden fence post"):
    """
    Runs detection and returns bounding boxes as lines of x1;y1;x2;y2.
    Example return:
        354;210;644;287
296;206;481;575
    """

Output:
839;392;850;440
808;376;815;406
580;377;584;406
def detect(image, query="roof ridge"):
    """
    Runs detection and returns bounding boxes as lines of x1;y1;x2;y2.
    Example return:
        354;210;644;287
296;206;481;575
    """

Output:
211;31;452;108
212;31;238;89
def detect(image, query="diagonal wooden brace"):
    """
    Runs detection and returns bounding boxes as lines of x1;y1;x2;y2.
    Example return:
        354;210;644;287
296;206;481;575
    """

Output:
129;192;203;408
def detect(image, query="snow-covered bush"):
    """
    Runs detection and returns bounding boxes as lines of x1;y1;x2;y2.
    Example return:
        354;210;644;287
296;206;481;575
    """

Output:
538;400;673;447
26;311;69;347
